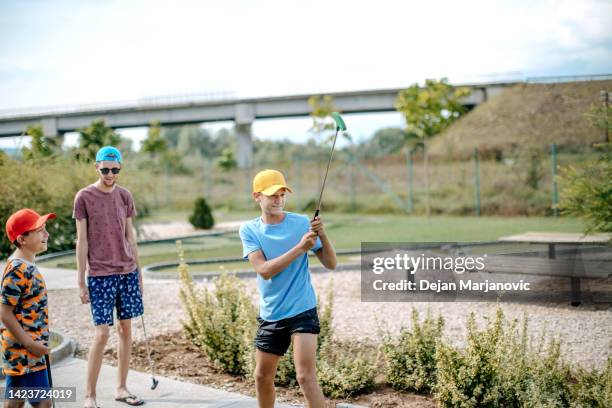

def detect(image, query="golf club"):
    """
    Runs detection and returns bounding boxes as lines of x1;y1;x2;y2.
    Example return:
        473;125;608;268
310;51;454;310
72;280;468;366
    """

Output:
313;111;347;221
44;353;56;408
141;315;159;390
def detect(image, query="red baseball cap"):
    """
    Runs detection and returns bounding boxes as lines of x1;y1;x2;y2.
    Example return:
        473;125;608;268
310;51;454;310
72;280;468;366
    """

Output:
5;209;56;243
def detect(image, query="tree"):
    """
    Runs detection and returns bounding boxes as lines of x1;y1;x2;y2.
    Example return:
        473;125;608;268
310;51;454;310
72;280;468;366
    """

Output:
176;125;228;158
308;95;337;140
142;121;168;158
160;150;191;175
189;197;215;229
395;78;470;140
559;100;612;233
559;143;611;233
584;90;611;143
74;119;122;161
161;125;182;148
360;127;406;158
22;125;57;161
395;79;470;216
216;148;237;172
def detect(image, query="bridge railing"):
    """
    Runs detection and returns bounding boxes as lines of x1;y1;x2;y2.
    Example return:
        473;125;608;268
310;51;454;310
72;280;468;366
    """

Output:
0;90;237;119
1;73;610;121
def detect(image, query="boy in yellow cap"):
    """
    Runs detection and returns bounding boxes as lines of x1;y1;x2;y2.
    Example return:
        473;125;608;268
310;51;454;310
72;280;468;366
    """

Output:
239;169;337;408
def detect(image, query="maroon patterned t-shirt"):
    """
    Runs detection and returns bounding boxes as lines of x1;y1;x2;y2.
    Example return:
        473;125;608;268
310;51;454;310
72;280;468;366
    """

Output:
73;184;137;276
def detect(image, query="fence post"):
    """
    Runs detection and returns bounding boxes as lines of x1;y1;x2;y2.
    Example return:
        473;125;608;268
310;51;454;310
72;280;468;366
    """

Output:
601;90;610;143
474;147;481;216
551;143;559;216
203;159;210;199
295;154;301;211
424;142;430;216
348;153;356;212
406;148;414;213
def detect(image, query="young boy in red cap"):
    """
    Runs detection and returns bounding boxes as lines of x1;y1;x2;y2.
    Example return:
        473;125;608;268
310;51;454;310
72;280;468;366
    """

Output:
1;208;56;408
239;169;337;408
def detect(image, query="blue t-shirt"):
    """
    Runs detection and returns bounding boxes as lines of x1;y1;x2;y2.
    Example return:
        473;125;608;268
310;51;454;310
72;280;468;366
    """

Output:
239;212;322;321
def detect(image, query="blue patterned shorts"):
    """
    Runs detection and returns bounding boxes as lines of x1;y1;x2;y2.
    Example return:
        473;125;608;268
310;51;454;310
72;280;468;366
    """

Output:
88;271;144;326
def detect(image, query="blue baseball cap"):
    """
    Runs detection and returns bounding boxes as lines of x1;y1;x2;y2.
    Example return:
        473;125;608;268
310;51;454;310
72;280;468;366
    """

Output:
95;146;122;163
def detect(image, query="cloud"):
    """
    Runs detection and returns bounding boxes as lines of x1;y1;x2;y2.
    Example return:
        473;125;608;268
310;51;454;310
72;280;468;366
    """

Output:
0;0;610;110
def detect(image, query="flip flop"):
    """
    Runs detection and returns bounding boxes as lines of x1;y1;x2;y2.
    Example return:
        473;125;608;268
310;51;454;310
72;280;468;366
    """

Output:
115;394;145;406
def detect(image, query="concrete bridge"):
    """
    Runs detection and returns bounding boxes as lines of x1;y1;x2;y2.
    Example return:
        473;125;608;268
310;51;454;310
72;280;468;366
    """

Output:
0;82;514;167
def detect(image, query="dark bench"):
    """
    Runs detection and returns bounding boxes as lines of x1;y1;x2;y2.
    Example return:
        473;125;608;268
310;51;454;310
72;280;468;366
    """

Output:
497;232;611;306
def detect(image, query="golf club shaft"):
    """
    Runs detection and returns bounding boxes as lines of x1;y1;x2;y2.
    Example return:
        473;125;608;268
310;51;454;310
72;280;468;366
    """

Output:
314;126;340;220
45;354;56;408
141;316;157;379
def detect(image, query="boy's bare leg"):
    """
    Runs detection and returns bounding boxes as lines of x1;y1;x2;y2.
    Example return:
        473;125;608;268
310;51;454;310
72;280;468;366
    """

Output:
293;333;325;408
255;349;281;408
116;319;132;398
85;324;110;407
4;400;25;407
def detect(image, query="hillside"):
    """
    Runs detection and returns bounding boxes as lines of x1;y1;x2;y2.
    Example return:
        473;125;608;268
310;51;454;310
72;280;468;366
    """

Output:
429;79;611;158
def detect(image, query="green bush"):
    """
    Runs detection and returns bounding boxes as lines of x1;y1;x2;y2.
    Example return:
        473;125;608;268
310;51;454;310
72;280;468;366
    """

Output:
178;243;256;375
0;157;90;259
382;309;444;393
519;339;572;407
570;357;612;408
189;197;215;229
0;153;156;259
315;282;377;399
435;309;575;407
317;339;377;399
559;143;612;233
435;310;515;407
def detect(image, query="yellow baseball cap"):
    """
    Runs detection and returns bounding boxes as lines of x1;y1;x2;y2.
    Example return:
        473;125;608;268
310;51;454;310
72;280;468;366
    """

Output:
253;169;293;196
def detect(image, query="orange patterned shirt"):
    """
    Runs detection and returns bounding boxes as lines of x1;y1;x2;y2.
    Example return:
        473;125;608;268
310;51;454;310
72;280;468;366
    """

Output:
0;258;49;376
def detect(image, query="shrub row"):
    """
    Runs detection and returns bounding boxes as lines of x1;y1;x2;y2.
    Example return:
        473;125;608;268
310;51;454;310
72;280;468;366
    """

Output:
178;252;610;405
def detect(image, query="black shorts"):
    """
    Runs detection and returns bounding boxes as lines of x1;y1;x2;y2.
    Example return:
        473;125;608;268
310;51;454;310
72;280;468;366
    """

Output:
254;307;321;356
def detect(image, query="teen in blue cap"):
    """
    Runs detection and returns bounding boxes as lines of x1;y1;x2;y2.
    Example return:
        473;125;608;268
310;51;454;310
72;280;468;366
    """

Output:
73;146;145;407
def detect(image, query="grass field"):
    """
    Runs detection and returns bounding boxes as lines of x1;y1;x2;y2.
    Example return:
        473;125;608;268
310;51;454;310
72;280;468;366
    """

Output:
40;211;586;272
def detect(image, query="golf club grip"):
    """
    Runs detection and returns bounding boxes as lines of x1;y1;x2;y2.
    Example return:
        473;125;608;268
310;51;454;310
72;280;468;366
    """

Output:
313;209;319;221
331;112;347;131
44;354;53;386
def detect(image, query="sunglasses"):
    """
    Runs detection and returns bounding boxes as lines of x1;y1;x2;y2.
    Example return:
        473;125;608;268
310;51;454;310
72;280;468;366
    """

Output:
99;167;121;175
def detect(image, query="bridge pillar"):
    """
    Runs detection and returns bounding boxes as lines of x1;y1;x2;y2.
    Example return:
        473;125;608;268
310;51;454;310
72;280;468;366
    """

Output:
41;117;59;137
234;104;254;168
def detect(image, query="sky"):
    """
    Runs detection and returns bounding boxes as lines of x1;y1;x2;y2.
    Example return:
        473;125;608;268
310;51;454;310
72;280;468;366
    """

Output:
1;0;611;150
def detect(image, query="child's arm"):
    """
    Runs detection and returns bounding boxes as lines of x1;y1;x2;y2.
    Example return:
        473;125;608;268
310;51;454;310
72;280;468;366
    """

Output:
310;216;337;270
75;219;90;304
0;304;49;357
248;232;318;280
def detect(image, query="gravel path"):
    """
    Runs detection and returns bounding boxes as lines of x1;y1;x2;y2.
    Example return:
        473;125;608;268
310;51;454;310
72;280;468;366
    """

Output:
49;270;612;370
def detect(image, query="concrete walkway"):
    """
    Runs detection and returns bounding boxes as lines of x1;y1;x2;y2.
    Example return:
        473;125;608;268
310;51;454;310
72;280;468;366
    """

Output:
2;357;297;407
0;270;301;407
